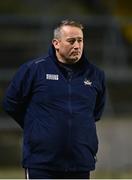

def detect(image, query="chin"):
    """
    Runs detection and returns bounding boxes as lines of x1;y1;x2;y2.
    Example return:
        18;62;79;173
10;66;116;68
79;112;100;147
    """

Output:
74;56;80;62
69;58;80;64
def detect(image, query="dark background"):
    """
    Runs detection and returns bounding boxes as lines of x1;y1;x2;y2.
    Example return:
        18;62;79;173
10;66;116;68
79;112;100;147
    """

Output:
0;0;132;178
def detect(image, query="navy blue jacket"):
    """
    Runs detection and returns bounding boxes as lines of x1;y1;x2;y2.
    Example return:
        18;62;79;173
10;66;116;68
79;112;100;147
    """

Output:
3;45;106;171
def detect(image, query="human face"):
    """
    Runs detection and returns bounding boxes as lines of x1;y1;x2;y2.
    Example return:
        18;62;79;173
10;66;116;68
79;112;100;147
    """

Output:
52;26;84;64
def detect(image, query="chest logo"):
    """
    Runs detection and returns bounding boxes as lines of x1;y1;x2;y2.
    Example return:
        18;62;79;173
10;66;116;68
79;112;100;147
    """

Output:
84;79;92;86
46;74;59;80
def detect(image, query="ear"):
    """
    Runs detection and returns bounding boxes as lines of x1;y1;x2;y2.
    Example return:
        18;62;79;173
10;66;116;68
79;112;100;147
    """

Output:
52;39;60;50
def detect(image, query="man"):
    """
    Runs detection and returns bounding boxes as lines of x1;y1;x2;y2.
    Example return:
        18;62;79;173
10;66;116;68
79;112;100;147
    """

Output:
3;20;106;179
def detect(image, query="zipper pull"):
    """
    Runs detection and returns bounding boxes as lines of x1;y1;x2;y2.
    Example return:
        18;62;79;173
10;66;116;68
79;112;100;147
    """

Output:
68;70;72;82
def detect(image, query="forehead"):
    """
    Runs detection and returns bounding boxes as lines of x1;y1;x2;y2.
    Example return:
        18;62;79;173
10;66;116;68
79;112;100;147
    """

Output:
60;25;83;38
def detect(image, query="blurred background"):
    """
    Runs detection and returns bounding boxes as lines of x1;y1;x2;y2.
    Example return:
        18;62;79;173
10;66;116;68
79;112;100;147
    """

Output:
0;0;132;178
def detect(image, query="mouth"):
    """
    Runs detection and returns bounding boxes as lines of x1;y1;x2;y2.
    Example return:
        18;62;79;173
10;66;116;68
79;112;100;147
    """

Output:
72;51;80;56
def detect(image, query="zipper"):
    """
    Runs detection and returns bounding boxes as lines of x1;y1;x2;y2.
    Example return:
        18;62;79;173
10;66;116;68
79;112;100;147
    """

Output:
65;70;73;171
67;70;73;115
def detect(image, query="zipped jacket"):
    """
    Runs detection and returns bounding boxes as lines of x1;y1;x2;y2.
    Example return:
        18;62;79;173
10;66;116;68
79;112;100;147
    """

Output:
3;45;106;171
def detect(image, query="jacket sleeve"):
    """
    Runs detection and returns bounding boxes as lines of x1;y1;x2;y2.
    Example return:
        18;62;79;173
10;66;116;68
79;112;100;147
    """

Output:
94;71;106;121
2;63;35;128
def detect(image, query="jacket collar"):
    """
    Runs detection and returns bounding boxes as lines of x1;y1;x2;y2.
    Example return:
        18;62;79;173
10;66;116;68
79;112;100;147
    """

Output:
48;44;90;69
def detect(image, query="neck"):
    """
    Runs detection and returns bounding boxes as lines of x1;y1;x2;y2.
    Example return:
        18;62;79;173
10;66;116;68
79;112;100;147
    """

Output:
56;52;80;65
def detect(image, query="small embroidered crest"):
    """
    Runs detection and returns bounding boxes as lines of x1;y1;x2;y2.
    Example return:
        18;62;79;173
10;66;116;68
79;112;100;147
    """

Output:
84;79;92;86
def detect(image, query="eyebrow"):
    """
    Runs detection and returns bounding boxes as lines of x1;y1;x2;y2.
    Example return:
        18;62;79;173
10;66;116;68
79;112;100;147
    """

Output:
67;37;83;40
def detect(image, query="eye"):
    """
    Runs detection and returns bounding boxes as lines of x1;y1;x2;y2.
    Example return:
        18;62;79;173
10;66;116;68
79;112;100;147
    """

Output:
68;39;75;45
77;39;83;43
67;38;83;45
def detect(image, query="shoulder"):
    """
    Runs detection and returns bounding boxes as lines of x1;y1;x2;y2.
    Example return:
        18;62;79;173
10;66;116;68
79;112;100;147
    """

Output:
18;55;50;72
26;55;50;68
84;57;104;75
88;62;105;80
13;55;50;81
89;61;104;73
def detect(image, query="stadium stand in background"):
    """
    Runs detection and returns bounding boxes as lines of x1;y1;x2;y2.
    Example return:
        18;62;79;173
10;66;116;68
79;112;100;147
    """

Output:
0;0;132;118
0;1;132;178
